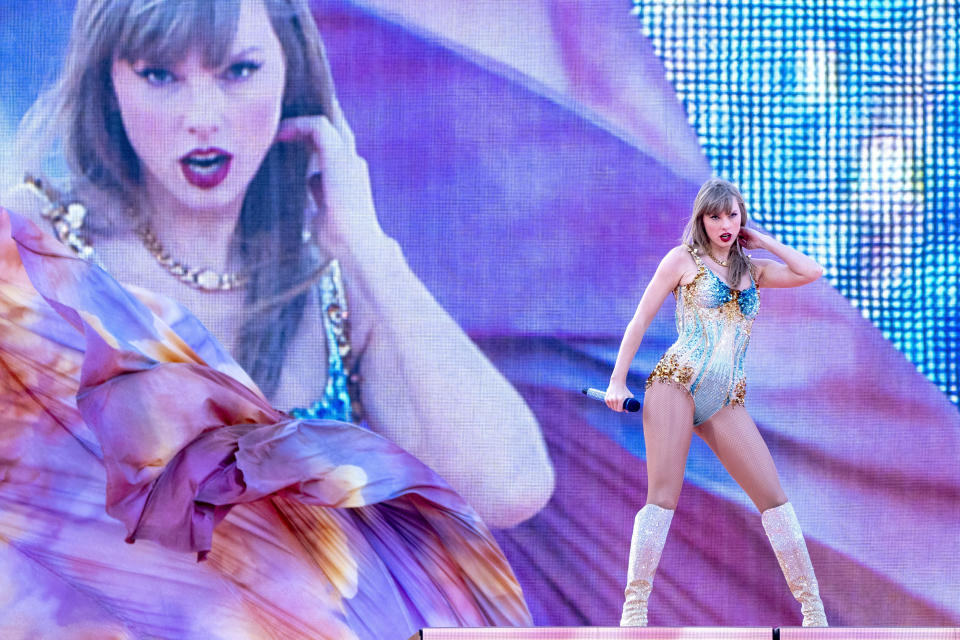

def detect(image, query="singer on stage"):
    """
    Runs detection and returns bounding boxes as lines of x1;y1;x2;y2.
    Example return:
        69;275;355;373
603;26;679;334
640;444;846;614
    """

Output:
603;178;828;627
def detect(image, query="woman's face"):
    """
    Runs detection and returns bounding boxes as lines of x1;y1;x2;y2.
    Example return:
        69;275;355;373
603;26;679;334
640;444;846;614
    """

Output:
701;196;742;251
110;0;286;217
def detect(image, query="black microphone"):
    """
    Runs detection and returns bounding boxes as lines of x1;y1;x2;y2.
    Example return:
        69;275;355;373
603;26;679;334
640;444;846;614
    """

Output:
582;387;640;412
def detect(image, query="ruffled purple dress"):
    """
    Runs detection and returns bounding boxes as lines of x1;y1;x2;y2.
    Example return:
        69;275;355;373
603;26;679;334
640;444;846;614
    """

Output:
0;208;531;639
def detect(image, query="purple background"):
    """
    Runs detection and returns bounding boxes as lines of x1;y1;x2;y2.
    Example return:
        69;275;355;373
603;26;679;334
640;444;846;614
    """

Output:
1;0;957;628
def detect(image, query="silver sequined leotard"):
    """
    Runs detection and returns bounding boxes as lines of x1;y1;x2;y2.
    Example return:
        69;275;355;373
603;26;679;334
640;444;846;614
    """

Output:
646;245;760;425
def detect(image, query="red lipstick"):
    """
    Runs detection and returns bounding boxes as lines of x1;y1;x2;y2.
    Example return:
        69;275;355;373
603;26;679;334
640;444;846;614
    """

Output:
719;233;732;242
179;148;233;189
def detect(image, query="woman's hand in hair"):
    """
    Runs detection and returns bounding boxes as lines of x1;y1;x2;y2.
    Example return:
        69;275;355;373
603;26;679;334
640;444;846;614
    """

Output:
736;226;771;251
276;115;385;257
276;116;552;529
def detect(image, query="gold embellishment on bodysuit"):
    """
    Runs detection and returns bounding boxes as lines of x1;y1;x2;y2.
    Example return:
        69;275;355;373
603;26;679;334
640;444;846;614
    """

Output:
646;353;695;390
290;259;362;423
723;293;742;323
730;378;747;406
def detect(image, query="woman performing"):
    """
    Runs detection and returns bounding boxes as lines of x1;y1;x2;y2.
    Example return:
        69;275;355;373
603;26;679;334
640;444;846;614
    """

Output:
604;178;828;627
0;0;547;637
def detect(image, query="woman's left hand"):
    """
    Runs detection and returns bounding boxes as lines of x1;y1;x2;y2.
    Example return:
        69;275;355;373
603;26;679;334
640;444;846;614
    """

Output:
737;227;770;251
276;115;386;257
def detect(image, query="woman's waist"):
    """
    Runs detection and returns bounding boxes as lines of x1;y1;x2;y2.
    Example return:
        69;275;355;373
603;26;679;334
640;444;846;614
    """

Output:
658;340;748;375
668;327;751;356
676;310;755;335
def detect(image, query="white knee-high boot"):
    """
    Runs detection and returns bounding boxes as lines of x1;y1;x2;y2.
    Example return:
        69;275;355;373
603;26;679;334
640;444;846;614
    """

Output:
761;502;828;627
620;504;674;627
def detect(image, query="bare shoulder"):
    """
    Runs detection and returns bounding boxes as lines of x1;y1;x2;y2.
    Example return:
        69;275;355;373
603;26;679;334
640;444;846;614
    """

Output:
661;244;698;284
662;244;696;266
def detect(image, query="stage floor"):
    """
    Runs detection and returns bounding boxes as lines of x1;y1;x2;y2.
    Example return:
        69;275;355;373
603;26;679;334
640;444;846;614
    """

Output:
412;628;960;640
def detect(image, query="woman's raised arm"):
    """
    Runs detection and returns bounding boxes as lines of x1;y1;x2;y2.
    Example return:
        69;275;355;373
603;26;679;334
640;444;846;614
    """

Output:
738;228;823;288
279;114;553;529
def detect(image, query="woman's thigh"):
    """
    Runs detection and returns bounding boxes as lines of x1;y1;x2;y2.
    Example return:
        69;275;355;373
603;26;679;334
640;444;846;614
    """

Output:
694;404;787;512
641;382;696;509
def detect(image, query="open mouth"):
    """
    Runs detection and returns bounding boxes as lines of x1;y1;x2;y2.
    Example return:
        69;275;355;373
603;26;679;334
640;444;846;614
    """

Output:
719;233;732;242
179;148;233;189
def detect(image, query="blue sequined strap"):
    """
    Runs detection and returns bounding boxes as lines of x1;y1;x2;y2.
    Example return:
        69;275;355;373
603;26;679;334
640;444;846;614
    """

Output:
289;259;359;423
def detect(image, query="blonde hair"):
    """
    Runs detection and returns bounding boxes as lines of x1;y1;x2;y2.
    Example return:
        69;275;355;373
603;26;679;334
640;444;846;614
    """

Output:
15;0;344;397
682;177;753;288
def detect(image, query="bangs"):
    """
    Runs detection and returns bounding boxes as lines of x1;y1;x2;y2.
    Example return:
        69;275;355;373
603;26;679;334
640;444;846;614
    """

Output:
115;0;241;67
698;181;743;218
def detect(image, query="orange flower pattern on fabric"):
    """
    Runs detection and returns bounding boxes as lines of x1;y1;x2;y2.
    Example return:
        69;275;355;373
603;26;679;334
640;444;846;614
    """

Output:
0;208;531;639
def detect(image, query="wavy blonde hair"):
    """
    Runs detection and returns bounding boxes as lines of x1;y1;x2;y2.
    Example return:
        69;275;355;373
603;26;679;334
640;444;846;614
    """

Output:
682;177;753;287
15;0;344;398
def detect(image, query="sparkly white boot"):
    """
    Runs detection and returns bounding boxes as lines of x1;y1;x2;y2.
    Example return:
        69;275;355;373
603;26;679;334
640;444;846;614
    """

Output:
620;504;674;627
761;502;828;627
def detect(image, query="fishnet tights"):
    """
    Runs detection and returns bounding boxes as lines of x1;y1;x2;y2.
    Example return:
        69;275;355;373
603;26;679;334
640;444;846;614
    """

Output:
641;382;787;512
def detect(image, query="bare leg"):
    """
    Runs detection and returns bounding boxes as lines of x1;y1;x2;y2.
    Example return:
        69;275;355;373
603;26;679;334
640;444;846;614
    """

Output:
620;383;695;627
695;405;827;626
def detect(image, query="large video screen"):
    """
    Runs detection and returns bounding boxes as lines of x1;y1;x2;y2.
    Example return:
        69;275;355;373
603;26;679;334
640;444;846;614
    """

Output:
1;0;957;631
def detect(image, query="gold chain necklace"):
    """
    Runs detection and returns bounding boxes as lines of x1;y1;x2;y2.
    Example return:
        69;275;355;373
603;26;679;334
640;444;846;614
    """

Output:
136;223;247;291
706;248;730;267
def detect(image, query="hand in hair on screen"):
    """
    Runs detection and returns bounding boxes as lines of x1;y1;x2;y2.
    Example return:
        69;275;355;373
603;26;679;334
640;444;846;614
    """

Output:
2;0;552;529
274;112;554;527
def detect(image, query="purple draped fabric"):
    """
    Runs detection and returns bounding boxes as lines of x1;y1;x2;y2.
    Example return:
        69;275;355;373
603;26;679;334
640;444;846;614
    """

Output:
0;208;531;638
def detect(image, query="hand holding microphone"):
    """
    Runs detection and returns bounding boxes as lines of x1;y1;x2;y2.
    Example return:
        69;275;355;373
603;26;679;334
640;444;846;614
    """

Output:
582;386;640;412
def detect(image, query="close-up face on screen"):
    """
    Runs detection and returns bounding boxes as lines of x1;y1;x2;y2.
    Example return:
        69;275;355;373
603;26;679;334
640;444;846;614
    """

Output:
0;0;957;637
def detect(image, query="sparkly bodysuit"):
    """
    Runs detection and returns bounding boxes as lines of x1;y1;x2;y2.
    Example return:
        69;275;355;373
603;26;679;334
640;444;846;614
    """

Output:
288;258;357;423
646;245;760;425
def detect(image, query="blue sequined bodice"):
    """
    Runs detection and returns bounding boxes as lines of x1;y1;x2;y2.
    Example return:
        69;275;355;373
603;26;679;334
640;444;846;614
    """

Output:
290;259;357;423
646;245;759;425
690;264;760;319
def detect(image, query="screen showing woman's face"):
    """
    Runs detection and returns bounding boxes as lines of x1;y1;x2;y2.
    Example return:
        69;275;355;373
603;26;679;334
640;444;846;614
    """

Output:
109;0;286;216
